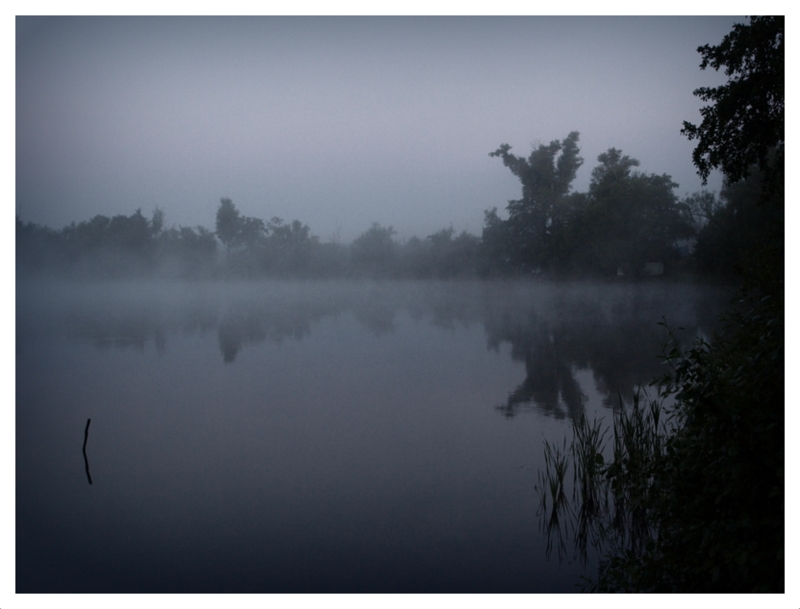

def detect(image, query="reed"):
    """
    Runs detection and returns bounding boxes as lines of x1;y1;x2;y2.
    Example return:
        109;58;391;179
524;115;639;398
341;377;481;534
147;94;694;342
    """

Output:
536;436;571;561
536;390;670;574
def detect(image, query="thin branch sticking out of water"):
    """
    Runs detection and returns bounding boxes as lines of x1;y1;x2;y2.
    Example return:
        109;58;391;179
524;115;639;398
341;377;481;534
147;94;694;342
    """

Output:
83;418;92;485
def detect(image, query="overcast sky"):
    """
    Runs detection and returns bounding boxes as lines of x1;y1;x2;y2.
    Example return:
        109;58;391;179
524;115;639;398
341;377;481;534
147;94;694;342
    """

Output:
16;16;741;243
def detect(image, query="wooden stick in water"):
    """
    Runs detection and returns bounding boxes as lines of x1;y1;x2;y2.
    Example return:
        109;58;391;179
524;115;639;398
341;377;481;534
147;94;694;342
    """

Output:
83;418;93;485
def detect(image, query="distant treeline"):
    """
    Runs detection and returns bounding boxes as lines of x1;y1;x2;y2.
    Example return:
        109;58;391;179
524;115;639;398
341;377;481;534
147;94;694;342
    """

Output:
16;134;775;281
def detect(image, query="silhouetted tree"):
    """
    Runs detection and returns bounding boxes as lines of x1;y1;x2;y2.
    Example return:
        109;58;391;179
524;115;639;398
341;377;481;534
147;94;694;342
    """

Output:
569;149;692;277
407;227;481;278
479;207;519;277
351;223;398;276
681;190;722;234
489;131;583;273
261;217;316;275
692;166;781;278
681;16;784;196
107;209;151;252
155;224;218;277
151;207;165;236
16;215;61;272
215;197;241;254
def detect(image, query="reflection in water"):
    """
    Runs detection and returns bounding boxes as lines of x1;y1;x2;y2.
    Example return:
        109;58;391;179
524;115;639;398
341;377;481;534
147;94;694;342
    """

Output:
485;292;709;418
486;283;725;418
19;279;728;420
351;300;396;336
217;296;344;362
16;278;732;592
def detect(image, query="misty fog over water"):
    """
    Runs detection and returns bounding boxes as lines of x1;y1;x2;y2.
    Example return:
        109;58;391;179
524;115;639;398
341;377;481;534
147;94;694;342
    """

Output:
16;278;729;592
14;12;786;595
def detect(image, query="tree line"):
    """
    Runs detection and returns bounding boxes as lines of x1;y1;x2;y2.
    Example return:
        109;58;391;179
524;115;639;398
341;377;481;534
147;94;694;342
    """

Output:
16;140;769;281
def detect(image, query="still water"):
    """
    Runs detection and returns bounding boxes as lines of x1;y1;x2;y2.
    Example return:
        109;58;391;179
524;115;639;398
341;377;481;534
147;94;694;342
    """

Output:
16;279;727;592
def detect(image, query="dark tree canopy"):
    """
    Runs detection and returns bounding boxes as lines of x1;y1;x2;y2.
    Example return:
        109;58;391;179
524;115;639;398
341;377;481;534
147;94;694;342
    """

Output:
490;131;583;202
489;131;583;272
574;149;691;276
681;16;784;188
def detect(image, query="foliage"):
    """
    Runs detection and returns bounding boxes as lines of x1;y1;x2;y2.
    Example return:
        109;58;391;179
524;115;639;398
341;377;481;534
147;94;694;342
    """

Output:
692;166;783;278
30;208;160;276
489;132;583;273
534;15;784;590
615;288;781;592
679;16;784;285
151;207;165;236
570;149;693;276
401;227;481;278
214;197;270;260
681;189;721;234
648;291;782;592
537;290;783;592
487;140;694;278
479;207;515;276
215;197;242;253
260;218;317;276
681;16;784;195
350;223;398;276
155;225;218;277
16;216;61;271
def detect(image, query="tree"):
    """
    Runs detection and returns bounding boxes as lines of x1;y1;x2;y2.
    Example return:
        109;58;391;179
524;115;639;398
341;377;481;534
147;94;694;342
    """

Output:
681;16;784;193
107;209;151;252
489;131;583;272
262;217;316;275
351;223;397;276
237;216;267;249
412;226;481;278
547;191;589;275
568;149;692;277
215;197;241;253
154;224;218;277
16;216;61;272
681;190;722;234
692;166;781;278
681;15;784;286
479;207;514;276
150;207;165;236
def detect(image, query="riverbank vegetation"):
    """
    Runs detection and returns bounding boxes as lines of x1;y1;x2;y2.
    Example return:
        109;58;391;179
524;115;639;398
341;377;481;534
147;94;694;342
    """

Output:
536;16;783;592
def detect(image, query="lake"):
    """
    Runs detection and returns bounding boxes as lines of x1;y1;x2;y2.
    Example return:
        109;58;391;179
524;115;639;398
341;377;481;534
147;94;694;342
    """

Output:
16;278;728;593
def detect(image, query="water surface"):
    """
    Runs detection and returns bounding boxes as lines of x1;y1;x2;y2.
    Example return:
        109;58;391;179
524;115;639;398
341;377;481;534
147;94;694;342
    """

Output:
16;279;727;592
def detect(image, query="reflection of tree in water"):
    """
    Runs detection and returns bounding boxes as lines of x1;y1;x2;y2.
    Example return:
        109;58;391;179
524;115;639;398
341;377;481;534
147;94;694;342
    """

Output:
54;284;340;363
218;316;254;364
490;311;586;420
71;307;168;354
217;299;343;363
485;285;724;420
350;301;396;336
50;287;221;356
35;280;727;393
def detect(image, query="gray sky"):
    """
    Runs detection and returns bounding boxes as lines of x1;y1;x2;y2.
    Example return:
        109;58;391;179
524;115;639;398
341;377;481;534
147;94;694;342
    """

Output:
16;16;740;243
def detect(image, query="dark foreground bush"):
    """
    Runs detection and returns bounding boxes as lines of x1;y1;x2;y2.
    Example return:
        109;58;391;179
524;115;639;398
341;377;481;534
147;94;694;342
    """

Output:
538;281;783;592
